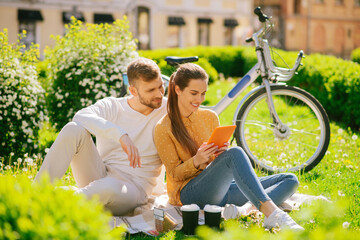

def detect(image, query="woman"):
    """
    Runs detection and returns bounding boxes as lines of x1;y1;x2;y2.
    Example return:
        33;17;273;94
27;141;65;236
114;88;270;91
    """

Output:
154;63;303;230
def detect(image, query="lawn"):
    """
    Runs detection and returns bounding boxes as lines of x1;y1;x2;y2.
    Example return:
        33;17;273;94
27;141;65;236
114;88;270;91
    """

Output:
1;79;359;239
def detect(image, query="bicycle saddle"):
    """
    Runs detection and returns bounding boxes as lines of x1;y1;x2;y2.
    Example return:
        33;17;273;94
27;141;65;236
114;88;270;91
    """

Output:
165;56;199;66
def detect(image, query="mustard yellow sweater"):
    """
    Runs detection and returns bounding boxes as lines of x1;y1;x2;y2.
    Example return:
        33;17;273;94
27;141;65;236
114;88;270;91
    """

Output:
154;109;219;205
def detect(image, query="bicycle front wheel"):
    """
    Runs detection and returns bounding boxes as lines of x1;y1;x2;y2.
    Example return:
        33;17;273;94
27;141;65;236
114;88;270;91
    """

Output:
235;85;330;173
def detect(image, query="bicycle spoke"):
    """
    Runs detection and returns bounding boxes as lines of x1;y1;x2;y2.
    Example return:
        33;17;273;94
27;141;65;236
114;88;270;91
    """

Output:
236;86;330;173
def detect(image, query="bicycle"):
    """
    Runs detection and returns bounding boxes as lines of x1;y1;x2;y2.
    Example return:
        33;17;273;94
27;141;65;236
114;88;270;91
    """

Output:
123;7;330;174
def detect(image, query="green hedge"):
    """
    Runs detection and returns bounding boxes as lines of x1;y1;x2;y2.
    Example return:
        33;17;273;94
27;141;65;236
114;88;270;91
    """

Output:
0;175;125;239
141;46;360;130
139;46;247;83
351;47;360;64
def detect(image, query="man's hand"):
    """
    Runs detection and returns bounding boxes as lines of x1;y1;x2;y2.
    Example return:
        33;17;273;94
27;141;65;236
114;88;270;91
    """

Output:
120;134;141;168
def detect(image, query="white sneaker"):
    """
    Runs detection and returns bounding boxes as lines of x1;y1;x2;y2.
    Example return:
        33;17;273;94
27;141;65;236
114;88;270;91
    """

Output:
223;204;246;219
264;209;304;231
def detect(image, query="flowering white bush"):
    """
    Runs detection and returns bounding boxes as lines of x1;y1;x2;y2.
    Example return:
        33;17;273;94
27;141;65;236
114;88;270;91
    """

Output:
0;29;45;162
45;17;138;131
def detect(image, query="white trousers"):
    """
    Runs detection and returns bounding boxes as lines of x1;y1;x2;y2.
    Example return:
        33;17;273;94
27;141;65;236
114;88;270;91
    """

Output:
35;122;147;216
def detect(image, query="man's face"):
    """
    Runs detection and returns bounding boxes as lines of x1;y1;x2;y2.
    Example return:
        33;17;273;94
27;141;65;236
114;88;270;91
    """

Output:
134;76;165;109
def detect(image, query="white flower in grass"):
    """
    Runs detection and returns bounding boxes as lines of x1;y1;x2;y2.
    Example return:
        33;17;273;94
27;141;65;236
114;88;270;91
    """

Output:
25;157;33;165
352;135;358;141
342;222;350;228
338;190;345;197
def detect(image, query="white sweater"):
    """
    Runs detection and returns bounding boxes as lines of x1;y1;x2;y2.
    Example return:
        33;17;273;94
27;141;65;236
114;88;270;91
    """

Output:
72;97;167;196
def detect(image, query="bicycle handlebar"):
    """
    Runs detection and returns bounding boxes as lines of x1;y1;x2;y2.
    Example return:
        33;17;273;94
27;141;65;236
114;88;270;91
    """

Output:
251;6;303;80
254;7;269;23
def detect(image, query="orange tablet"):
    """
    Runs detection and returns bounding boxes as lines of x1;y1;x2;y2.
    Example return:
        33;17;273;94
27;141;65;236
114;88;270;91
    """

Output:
207;125;236;147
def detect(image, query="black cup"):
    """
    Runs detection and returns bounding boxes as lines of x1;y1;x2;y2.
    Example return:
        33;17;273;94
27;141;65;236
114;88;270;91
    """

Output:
181;210;199;235
204;211;221;229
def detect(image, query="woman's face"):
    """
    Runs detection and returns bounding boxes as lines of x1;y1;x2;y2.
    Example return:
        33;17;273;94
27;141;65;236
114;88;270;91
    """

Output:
175;78;207;117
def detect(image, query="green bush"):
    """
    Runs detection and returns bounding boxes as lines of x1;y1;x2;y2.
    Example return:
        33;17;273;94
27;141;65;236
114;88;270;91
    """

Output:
0;175;125;239
45;17;138;131
351;47;360;64
0;29;45;163
140;47;219;83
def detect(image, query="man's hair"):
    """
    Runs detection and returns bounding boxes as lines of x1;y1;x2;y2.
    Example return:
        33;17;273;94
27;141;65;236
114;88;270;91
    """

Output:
127;58;160;86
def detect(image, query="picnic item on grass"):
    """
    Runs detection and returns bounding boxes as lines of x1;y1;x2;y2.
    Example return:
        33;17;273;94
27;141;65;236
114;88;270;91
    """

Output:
154;207;178;233
180;204;200;235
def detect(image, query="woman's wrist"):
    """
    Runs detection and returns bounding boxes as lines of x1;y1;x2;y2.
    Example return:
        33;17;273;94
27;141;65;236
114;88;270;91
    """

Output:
193;156;200;169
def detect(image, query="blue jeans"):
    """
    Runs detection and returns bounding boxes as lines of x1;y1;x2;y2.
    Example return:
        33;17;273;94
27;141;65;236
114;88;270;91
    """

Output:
180;147;299;209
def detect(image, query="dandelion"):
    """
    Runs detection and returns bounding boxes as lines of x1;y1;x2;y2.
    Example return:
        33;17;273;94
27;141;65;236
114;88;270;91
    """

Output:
342;222;350;228
338;129;343;134
25;157;34;165
352;135;358;141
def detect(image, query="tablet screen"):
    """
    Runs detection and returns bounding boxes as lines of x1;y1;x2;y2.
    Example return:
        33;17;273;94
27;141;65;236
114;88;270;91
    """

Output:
207;125;236;147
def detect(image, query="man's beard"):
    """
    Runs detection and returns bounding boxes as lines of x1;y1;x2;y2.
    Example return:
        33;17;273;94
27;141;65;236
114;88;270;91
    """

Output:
138;94;162;109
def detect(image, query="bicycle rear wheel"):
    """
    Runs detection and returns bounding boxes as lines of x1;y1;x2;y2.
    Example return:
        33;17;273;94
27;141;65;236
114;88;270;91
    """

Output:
235;85;330;173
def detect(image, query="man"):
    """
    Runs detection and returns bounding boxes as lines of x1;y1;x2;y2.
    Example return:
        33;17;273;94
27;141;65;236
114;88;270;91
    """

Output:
35;58;166;216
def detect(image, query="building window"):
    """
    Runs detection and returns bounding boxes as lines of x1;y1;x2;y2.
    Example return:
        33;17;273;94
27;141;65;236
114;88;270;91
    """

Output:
62;7;85;35
335;0;344;5
62;7;85;24
224;19;238;45
19;22;36;50
94;14;114;24
168;17;185;48
18;9;43;50
198;18;213;46
137;6;150;50
294;0;301;14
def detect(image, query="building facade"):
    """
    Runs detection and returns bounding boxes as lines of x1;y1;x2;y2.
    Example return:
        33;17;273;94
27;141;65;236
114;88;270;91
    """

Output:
0;0;254;56
254;0;360;58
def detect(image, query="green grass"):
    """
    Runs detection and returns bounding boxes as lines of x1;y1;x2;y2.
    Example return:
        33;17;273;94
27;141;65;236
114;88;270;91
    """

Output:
1;79;359;239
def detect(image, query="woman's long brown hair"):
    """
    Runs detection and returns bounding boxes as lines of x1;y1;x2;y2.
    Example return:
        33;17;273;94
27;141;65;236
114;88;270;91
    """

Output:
167;63;208;156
